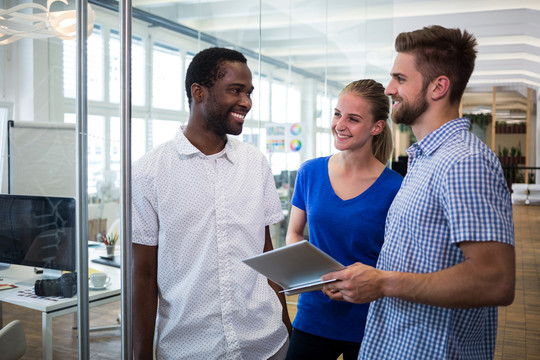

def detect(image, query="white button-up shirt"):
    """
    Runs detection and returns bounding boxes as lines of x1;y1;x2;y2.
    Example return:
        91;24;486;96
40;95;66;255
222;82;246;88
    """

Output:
132;126;287;360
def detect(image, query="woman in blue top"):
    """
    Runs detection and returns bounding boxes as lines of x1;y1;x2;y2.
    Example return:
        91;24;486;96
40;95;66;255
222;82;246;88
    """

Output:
285;79;403;360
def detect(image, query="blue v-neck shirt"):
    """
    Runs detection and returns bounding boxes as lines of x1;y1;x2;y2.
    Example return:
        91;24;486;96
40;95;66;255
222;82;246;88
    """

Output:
291;156;403;342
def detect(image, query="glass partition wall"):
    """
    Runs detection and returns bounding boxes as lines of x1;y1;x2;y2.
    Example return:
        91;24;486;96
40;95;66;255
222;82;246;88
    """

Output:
0;0;393;357
0;0;123;358
125;0;394;247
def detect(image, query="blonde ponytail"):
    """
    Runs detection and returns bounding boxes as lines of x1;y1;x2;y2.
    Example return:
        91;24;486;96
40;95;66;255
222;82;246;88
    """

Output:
340;79;394;164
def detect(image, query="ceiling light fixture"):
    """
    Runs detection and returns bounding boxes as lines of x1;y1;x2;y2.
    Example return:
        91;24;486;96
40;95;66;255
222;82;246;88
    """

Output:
0;0;95;45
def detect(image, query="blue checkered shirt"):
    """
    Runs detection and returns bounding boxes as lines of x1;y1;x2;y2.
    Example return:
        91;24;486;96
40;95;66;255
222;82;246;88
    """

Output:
359;118;514;360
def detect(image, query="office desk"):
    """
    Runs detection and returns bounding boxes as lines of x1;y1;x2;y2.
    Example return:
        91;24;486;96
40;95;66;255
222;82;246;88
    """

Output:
0;246;121;360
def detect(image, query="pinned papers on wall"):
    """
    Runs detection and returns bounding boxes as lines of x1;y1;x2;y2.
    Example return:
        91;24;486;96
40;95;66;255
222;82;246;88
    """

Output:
265;123;303;153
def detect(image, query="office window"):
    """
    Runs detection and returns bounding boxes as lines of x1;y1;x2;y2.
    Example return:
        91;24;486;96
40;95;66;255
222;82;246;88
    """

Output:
152;119;181;148
152;42;182;110
109;31;146;106
285;152;301;174
316;131;332;157
132;37;146;106
315;93;337;157
110;117;147;188
64;113;112;194
252;75;269;121
88;28;104;101
269;82;300;124
184;53;194;111
268;152;301;176
287;86;301;124
58;14;343;196
131;118;148;162
316;92;331;128
64;24;104;100
271;81;287;123
110;117;121;187
110;116;147;163
64;114;75;124
88;116;104;194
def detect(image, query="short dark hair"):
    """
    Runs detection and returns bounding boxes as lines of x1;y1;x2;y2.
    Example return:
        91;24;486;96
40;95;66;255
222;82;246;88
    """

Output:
395;25;477;104
185;47;248;109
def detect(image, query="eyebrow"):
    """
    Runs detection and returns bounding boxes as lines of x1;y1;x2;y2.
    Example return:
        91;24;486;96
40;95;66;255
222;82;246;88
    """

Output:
390;72;405;78
334;108;363;119
228;82;254;92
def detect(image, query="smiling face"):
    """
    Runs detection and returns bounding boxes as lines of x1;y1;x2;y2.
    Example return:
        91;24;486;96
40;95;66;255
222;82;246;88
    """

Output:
385;52;429;126
202;61;253;136
331;92;382;152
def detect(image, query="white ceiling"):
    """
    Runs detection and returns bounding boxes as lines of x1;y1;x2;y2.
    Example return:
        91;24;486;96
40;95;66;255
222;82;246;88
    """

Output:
130;0;540;111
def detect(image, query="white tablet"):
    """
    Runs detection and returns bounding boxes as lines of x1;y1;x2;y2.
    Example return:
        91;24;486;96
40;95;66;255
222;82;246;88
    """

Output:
242;240;345;295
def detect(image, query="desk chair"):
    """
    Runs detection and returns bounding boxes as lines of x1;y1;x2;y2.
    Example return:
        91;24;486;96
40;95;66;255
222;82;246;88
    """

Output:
0;320;26;359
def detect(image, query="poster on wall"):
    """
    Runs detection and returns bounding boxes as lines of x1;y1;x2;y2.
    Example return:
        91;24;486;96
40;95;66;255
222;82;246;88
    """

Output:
288;123;303;152
265;123;304;153
266;125;286;153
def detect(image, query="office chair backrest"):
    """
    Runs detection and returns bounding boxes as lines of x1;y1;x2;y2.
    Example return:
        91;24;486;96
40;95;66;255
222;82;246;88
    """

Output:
0;320;26;359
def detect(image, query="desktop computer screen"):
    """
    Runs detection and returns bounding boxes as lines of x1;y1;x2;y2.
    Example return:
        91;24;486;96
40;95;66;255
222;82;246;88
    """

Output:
0;194;76;272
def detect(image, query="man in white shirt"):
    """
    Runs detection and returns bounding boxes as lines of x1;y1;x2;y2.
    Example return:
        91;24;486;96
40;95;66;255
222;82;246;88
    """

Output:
132;47;291;360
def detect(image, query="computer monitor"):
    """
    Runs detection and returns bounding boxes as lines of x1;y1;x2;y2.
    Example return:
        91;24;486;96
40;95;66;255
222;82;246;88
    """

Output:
0;194;76;274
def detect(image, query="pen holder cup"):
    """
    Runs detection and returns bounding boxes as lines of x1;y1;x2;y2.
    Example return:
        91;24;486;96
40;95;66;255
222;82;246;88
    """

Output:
106;245;114;258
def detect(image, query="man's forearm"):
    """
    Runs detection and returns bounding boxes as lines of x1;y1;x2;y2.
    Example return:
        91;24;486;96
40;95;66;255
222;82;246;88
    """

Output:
132;277;158;359
132;243;159;359
268;279;292;335
383;258;514;308
323;242;515;308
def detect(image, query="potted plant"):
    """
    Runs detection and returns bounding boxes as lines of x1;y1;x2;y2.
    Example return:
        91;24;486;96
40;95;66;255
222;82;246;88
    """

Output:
517;143;525;164
510;146;517;165
464;113;491;131
501;146;509;165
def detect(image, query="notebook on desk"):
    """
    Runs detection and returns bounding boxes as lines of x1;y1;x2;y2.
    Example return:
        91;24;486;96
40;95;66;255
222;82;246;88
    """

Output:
91;257;121;268
242;240;345;295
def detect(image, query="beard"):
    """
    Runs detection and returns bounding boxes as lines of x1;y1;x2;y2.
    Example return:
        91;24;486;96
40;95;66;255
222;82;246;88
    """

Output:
391;89;429;126
204;93;243;136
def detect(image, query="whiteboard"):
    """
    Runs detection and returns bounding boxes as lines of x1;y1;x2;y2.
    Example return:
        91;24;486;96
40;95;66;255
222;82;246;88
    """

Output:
7;120;76;197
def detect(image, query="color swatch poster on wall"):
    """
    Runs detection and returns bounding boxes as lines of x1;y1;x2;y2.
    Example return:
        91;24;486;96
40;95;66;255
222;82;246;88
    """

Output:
266;124;303;153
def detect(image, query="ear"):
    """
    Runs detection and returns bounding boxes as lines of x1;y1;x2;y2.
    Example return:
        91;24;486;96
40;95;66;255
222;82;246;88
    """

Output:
430;75;450;101
371;120;385;136
191;83;206;104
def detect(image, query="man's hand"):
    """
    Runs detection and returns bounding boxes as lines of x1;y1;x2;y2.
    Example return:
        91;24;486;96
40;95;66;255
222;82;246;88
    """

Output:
321;262;385;304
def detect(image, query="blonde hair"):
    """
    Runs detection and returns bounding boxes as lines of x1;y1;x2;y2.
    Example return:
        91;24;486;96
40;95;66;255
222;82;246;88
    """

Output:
340;79;393;164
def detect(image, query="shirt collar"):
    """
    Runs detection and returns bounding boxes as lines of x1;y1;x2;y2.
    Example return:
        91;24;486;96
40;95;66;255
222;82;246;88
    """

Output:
174;125;236;164
406;117;470;158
